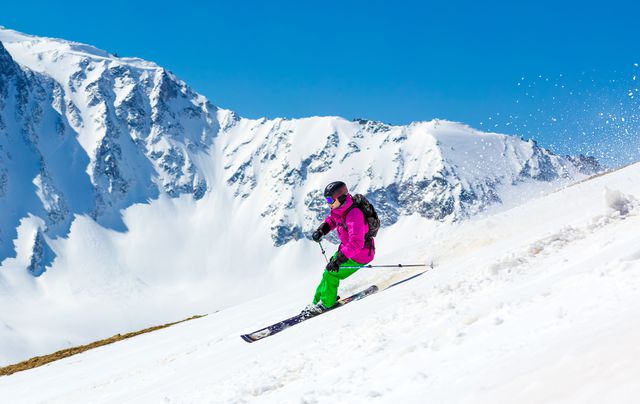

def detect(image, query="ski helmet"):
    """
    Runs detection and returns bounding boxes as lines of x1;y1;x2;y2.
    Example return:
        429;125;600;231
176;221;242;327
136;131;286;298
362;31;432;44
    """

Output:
324;181;348;204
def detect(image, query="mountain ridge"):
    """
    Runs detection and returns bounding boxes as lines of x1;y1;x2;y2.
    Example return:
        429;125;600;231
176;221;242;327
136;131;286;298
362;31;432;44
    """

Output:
0;26;602;271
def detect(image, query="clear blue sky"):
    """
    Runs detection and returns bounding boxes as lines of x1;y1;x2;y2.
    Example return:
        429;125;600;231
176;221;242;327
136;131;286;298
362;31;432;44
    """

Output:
3;0;639;165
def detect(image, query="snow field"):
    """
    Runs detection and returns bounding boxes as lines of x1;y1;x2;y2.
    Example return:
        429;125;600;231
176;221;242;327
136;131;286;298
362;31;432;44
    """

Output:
1;165;639;403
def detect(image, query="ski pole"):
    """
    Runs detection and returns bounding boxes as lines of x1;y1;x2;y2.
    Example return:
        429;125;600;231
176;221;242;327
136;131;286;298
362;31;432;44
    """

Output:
318;241;329;263
340;263;431;269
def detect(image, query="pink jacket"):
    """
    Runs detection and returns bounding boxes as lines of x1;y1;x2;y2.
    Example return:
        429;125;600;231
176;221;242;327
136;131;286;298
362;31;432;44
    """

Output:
323;194;375;264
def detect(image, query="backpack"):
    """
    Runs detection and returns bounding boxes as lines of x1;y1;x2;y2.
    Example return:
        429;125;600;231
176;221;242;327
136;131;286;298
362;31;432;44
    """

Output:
342;194;380;240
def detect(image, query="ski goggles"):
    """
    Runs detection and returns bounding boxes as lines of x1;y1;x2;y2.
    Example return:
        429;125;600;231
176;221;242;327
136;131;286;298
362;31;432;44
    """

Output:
326;196;336;204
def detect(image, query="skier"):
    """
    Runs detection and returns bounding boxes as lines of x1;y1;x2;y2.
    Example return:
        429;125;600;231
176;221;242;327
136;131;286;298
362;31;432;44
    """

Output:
305;181;376;314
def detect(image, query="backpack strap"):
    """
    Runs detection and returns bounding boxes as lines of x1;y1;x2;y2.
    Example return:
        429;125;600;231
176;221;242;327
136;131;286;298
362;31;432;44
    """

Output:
341;205;358;230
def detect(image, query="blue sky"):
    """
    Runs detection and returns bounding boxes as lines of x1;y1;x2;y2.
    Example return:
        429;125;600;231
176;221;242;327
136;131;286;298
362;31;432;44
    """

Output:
3;0;639;165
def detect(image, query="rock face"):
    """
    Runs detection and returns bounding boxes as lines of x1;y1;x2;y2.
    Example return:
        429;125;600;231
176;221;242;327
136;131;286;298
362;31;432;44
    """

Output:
218;117;601;247
0;30;218;274
0;28;601;274
0;40;83;269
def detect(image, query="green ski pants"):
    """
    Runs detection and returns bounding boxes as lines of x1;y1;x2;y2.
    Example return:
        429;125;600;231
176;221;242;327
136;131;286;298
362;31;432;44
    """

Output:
313;252;363;308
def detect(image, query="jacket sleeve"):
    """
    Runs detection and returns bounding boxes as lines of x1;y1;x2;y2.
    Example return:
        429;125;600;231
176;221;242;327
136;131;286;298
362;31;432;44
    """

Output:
339;208;367;259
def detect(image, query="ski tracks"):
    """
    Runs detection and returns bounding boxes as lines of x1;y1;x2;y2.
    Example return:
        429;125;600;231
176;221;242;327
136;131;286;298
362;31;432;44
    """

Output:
489;189;639;278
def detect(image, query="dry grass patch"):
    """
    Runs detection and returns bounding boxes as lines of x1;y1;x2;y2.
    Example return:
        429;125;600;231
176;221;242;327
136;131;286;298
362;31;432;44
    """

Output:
0;314;207;377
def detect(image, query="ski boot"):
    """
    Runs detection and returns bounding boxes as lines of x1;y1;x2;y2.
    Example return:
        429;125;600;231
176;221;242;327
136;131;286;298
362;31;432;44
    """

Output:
301;302;327;317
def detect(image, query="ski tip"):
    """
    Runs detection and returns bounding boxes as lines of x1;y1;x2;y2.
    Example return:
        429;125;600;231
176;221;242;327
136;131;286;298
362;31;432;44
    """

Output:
240;334;255;343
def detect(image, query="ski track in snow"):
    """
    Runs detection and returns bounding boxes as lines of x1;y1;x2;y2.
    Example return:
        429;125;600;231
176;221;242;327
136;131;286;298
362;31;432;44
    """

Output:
0;164;639;403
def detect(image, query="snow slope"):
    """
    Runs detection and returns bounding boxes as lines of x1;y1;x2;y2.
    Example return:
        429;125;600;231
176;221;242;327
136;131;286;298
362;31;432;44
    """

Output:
0;26;603;366
1;163;638;403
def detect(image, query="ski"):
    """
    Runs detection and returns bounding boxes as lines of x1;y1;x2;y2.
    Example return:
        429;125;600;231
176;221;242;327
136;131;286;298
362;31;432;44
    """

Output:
385;270;427;289
241;285;378;343
240;268;430;343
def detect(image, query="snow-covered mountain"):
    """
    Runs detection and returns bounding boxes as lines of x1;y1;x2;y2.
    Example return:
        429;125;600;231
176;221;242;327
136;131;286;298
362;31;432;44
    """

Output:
0;27;603;365
0;28;218;275
0;27;599;267
219;116;599;247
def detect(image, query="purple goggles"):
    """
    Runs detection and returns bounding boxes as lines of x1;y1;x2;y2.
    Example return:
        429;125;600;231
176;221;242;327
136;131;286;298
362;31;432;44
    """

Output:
326;196;336;204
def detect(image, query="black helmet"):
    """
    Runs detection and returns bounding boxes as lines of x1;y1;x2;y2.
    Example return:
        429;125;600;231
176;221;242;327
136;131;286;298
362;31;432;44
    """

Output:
324;181;348;203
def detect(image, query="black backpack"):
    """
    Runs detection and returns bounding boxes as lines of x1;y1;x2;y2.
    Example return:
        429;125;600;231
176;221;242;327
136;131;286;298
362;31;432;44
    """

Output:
342;194;380;240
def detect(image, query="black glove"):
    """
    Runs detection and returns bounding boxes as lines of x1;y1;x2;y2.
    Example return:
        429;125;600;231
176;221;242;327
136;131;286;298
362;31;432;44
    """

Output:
311;229;323;242
311;223;331;242
326;250;348;272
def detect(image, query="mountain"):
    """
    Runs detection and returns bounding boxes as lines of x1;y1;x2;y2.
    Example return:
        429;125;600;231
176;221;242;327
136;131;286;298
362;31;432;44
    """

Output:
218;116;600;247
0;27;602;364
0;27;601;265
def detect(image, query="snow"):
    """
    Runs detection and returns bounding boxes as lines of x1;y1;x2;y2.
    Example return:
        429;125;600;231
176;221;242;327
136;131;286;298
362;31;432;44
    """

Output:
1;163;639;403
0;25;633;402
604;187;637;215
